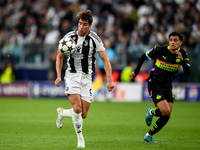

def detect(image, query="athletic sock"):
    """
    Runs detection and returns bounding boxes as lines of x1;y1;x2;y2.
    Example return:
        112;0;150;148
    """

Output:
148;115;169;136
151;107;162;117
72;112;83;139
62;108;73;117
145;132;150;136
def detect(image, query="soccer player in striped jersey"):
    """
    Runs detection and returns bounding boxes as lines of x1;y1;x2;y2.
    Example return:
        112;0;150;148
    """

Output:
54;10;115;148
129;31;191;143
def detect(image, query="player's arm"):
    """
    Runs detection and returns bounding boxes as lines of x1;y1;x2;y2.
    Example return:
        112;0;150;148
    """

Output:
54;50;65;87
181;61;191;75
129;46;159;79
129;53;147;79
176;50;191;75
97;50;115;92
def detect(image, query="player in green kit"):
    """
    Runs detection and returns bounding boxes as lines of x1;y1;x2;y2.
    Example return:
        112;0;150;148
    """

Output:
129;31;191;143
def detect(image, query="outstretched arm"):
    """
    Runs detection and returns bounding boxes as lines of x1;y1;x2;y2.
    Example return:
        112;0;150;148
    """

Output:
129;53;147;79
54;50;65;87
97;50;115;92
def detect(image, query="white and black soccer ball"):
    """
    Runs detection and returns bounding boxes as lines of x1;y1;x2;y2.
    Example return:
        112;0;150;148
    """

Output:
58;37;76;54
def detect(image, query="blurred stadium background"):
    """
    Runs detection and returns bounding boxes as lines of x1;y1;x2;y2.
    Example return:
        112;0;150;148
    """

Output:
0;0;200;102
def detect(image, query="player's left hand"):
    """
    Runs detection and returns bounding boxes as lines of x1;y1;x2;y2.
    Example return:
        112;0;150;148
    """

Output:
107;81;115;92
129;71;136;79
175;50;183;61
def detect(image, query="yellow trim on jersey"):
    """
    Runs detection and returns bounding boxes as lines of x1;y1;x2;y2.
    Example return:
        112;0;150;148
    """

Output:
167;46;180;51
155;59;181;72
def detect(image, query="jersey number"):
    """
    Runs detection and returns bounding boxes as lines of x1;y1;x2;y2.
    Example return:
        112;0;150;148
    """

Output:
89;89;92;96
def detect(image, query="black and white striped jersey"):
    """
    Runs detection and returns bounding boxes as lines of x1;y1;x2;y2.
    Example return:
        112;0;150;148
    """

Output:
63;30;105;75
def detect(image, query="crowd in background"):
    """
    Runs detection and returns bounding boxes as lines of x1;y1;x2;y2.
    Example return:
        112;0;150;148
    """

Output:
0;0;200;83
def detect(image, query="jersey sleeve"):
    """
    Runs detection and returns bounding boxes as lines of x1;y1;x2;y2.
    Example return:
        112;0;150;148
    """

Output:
134;53;147;75
180;49;191;75
145;46;161;60
181;49;190;65
134;46;160;75
96;40;105;52
90;31;105;51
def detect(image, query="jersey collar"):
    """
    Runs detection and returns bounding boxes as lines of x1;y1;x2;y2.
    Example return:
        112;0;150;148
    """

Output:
167;46;180;51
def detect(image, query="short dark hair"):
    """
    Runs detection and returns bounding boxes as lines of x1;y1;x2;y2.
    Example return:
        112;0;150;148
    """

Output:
76;10;93;25
169;31;183;42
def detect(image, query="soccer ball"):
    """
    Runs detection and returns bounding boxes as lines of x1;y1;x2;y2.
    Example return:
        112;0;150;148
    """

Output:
58;37;76;54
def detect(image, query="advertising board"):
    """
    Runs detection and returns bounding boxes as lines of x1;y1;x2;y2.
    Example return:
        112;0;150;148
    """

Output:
185;85;200;102
31;81;67;98
0;82;30;97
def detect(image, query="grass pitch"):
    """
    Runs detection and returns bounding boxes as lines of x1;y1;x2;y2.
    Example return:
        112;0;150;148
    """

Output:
0;98;200;150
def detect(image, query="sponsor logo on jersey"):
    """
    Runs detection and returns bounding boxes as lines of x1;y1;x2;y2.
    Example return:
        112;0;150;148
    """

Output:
155;59;181;72
72;46;84;59
72;53;84;59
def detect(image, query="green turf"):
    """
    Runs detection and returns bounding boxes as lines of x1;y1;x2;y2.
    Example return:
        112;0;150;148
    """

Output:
0;98;200;150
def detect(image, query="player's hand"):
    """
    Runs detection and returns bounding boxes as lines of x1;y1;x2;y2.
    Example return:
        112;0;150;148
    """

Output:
175;50;183;61
129;71;136;79
54;77;61;87
107;81;115;92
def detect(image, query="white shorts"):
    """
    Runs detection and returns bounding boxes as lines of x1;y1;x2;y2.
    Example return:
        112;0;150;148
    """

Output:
64;71;92;103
